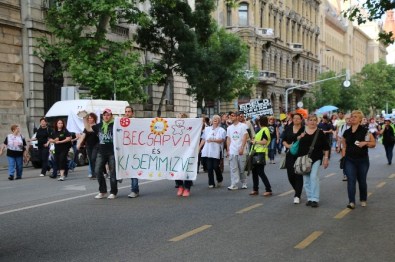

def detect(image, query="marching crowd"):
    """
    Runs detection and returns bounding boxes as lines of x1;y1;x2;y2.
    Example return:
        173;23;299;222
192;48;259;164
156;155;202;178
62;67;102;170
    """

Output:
2;107;394;210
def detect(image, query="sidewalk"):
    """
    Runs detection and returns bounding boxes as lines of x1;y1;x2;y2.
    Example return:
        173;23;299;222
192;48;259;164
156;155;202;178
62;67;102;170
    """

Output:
0;155;7;170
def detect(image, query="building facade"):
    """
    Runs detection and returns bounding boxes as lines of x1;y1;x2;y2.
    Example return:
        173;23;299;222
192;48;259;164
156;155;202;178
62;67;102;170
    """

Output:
321;0;387;75
0;0;27;140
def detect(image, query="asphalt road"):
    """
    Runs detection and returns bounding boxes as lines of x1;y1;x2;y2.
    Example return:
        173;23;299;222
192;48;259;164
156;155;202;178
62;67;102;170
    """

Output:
1;146;395;262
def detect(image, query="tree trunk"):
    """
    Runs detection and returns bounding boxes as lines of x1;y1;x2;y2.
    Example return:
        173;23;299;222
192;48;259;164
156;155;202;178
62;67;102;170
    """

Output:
157;72;173;117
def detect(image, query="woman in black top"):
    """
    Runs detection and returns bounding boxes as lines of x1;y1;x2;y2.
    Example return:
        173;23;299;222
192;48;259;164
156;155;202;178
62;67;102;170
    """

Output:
379;118;395;165
282;113;305;204
79;113;99;179
49;119;71;181
342;110;376;209
297;114;330;208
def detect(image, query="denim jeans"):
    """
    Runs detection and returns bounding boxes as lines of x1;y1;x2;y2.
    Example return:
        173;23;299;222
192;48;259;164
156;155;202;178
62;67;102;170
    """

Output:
268;139;277;160
131;178;139;193
251;165;271;192
95;152;117;195
384;144;394;164
206;157;223;186
344;156;369;203
303;160;321;202
86;144;99;178
8;156;23;178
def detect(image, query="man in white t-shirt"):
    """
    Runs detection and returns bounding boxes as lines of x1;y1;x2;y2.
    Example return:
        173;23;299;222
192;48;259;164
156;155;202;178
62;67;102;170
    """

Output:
226;111;249;190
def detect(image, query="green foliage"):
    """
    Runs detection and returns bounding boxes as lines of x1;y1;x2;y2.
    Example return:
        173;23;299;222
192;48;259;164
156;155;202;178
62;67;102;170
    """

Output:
342;0;395;44
179;0;252;108
353;60;395;116
135;0;196;116
35;0;159;101
306;70;360;113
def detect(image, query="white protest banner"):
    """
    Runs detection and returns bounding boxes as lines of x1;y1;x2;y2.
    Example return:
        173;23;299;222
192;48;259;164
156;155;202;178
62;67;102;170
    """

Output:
114;117;202;180
239;99;273;118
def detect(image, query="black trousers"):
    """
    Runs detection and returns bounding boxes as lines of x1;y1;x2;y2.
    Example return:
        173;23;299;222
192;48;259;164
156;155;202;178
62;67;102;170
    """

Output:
206;157;223;186
251;165;271;192
286;153;303;198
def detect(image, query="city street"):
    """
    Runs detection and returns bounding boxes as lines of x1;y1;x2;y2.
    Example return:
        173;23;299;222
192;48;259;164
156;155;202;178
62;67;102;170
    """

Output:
1;146;395;262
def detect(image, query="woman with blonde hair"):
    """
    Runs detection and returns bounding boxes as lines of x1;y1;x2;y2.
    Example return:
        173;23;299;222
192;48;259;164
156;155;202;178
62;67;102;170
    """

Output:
297;114;330;208
199;115;226;188
341;110;375;209
1;125;28;180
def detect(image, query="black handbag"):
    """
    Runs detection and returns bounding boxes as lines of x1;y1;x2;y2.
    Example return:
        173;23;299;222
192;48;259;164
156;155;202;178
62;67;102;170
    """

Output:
252;152;266;166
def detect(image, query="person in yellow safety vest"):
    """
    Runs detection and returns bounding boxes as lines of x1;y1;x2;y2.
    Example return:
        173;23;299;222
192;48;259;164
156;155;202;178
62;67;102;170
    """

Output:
248;116;272;197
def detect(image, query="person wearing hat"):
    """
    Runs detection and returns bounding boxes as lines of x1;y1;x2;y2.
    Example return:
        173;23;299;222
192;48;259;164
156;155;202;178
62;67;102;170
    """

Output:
31;117;53;177
83;108;118;199
379;118;395;165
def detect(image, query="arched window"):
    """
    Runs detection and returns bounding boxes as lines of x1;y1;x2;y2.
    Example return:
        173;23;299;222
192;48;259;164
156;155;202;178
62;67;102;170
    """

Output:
238;3;249;26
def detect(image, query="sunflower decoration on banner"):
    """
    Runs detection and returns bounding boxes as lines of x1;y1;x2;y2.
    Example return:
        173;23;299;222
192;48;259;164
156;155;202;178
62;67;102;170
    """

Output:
150;117;169;135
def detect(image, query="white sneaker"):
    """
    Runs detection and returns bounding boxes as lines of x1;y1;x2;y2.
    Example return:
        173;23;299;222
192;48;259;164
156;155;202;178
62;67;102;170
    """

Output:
94;193;107;199
294;197;300;204
128;192;139;198
107;194;117;199
40;174;45;177
58;176;65;181
227;185;238;190
208;185;214;188
241;183;248;189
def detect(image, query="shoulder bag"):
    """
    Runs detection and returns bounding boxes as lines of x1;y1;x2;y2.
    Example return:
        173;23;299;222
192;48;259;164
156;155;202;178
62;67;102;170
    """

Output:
244;129;267;174
294;130;319;175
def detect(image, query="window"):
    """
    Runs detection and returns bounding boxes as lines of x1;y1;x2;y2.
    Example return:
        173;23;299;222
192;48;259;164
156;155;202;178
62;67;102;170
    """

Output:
227;4;232;26
238;3;249;26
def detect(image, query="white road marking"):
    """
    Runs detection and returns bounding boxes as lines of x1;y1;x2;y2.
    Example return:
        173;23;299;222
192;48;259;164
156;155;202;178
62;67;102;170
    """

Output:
0;181;156;216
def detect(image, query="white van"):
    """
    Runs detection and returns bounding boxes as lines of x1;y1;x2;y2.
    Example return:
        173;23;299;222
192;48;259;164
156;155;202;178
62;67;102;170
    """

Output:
45;99;129;133
46;99;129;118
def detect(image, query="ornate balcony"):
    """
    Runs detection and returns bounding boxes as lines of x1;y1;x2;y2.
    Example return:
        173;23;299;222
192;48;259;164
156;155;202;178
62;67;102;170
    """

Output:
257;70;277;84
288;43;303;53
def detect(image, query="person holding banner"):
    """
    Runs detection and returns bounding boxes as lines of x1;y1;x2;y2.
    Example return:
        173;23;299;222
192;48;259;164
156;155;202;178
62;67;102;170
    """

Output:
227;111;249;190
176;113;193;197
83;108;118;199
199;115;226;188
124;106;140;198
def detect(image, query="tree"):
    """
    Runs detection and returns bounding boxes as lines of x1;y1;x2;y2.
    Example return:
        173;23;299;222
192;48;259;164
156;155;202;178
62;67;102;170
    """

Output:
178;0;253;112
135;0;196;117
342;0;394;44
36;0;159;101
352;60;395;116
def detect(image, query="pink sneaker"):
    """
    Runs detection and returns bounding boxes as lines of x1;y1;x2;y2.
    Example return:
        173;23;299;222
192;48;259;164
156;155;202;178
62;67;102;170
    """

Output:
177;187;184;196
182;189;190;197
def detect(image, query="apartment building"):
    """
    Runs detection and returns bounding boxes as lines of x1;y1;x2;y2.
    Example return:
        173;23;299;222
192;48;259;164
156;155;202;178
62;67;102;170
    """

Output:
214;0;321;114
